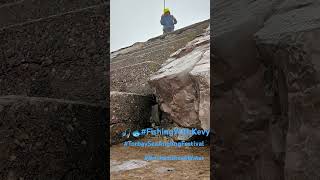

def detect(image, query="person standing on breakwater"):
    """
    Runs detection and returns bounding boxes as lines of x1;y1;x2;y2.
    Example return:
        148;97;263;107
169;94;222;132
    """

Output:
160;8;177;34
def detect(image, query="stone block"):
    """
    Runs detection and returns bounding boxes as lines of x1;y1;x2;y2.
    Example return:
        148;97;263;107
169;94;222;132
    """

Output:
0;95;106;180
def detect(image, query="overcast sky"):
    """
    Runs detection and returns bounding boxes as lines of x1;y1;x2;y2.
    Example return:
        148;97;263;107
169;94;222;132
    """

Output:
110;0;210;52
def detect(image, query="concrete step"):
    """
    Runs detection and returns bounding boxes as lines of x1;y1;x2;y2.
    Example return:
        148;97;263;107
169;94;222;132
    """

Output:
0;3;108;104
110;30;205;70
111;21;209;62
111;32;197;64
144;20;209;46
0;0;105;28
110;20;209;59
111;29;199;61
110;91;155;145
145;19;210;43
111;61;161;95
110;35;198;70
0;95;106;180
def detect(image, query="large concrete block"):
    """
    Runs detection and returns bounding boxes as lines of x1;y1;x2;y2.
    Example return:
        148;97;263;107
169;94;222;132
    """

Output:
0;95;106;180
0;4;108;104
110;91;155;145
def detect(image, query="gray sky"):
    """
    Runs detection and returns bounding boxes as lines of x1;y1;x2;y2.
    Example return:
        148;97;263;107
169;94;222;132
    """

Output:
110;0;210;52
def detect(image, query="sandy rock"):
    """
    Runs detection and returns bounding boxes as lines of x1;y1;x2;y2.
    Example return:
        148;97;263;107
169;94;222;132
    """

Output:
149;28;210;129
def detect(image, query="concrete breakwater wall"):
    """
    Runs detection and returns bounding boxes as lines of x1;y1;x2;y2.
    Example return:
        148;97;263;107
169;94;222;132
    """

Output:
0;1;108;179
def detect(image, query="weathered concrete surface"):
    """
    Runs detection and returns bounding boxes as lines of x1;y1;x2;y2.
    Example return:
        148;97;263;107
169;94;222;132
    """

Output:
149;27;210;129
213;0;320;179
0;0;105;28
0;95;106;180
0;4;108;104
111;62;161;95
110;91;155;145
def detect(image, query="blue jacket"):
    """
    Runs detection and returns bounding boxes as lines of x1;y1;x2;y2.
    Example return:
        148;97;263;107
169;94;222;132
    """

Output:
160;14;177;30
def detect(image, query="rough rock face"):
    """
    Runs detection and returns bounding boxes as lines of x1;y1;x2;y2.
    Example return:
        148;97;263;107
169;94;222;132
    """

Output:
213;0;320;179
110;91;155;145
256;15;320;180
149;27;210;129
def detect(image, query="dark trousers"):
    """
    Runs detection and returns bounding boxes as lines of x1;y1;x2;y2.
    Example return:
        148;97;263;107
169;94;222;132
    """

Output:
163;27;174;34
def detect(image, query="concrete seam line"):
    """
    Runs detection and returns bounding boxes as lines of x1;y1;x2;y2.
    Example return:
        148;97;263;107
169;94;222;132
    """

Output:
0;2;108;31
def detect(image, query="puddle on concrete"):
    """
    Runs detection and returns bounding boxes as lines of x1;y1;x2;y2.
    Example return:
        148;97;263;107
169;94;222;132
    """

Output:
110;137;210;179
